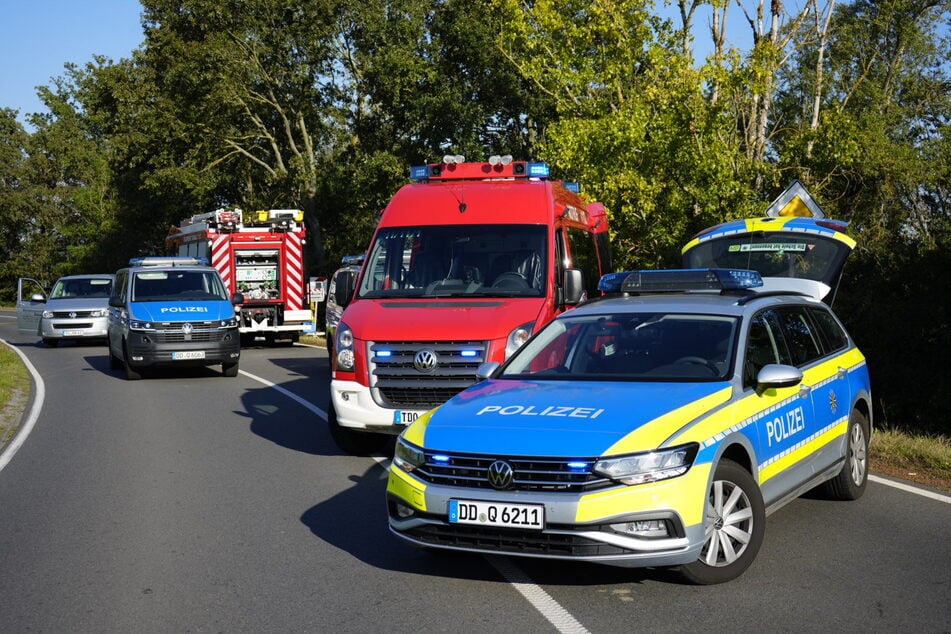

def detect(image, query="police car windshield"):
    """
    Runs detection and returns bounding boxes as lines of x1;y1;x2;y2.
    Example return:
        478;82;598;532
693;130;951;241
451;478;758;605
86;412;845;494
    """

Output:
501;312;739;382
132;270;229;302
358;225;547;299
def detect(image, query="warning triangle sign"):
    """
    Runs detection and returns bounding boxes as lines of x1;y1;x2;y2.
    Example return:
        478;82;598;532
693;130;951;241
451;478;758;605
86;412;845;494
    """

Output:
765;180;826;218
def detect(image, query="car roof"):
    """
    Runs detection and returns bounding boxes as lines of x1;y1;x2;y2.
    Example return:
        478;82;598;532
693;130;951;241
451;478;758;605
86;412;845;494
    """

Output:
57;273;115;280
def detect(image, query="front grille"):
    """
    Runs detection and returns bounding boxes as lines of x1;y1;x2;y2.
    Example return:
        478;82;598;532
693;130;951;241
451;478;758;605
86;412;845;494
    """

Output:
369;340;487;408
150;322;221;343
52;322;93;329
402;522;628;557
50;310;98;318
415;451;610;493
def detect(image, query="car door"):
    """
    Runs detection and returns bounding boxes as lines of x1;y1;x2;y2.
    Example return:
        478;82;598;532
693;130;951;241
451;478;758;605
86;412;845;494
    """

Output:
16;278;46;334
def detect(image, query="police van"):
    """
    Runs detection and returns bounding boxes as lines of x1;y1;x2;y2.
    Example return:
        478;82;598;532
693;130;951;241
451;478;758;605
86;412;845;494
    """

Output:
107;257;243;380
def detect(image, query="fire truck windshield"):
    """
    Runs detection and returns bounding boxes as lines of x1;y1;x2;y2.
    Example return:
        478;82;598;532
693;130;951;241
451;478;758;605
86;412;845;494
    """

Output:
358;224;547;299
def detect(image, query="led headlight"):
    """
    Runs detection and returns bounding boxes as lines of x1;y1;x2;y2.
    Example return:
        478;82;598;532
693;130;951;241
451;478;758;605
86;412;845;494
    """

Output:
129;320;155;330
505;321;534;358
394;437;425;473
336;323;355;371
594;444;698;485
42;310;54;319
90;309;108;318
219;316;238;328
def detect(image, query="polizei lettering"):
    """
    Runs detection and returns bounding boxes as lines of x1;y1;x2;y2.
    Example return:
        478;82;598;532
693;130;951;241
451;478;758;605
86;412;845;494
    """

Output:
476;405;605;419
766;406;805;446
160;306;210;313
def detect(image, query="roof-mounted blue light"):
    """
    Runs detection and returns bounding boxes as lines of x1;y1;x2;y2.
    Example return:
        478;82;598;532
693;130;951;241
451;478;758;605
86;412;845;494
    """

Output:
410;165;431;180
599;268;764;294
128;256;209;267
562;181;580;193
526;162;551;178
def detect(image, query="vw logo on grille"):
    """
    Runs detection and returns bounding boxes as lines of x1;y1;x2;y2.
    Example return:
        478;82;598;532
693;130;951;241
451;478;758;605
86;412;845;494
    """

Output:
487;460;515;490
68;311;77;319
181;322;193;335
414;349;438;373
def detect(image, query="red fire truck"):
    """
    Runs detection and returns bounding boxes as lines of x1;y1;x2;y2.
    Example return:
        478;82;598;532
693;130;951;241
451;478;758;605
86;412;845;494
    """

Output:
329;156;612;453
166;208;311;344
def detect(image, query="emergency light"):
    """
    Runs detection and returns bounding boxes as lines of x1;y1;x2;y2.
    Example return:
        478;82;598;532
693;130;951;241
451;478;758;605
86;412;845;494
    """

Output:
598;268;764;293
409;159;553;181
129;256;210;267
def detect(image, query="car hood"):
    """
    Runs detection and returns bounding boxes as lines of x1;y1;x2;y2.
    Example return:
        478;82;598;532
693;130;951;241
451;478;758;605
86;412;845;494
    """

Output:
44;298;111;312
414;378;733;456
129;301;234;322
341;297;545;341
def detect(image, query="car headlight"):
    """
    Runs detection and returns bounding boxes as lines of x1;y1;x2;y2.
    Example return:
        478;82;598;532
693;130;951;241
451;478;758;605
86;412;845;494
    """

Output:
219;316;238;328
129;320;154;330
336;322;355;371
90;309;108;318
42;310;54;319
505;321;534;358
393;437;425;473
594;444;698;485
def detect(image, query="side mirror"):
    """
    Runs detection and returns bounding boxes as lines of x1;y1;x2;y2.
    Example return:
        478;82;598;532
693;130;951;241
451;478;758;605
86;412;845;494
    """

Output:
232;292;245;305
30;293;46;303
335;270;356;308
476;362;501;381
562;268;584;306
108;296;124;308
756;364;803;392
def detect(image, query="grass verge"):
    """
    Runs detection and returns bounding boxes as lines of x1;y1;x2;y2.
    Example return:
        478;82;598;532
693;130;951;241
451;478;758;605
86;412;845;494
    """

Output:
1;338;948;493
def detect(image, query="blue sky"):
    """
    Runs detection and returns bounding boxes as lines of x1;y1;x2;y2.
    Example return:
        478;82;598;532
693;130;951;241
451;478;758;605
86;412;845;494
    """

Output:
0;0;144;123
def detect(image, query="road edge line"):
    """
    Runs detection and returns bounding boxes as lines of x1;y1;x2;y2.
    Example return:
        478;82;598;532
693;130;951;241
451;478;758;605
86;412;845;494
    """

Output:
238;368;328;419
0;339;46;473
869;474;951;504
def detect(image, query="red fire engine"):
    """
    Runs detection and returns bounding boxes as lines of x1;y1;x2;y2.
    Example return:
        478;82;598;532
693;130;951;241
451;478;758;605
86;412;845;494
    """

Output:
166;208;311;344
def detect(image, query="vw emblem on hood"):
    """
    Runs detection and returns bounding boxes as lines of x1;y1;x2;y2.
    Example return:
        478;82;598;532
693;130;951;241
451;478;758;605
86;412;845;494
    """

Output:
182;322;193;335
414;349;438;373
487;460;515;490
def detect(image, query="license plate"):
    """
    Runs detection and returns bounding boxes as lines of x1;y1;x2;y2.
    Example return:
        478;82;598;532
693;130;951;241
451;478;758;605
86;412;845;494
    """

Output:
393;410;425;425
172;351;205;360
448;499;544;530
62;330;84;336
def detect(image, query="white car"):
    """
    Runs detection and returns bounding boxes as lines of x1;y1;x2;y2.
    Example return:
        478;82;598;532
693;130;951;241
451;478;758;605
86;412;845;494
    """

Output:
17;275;115;346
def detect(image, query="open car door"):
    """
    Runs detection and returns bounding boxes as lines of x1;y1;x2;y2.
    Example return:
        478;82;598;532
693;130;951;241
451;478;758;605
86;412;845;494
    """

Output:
17;278;46;334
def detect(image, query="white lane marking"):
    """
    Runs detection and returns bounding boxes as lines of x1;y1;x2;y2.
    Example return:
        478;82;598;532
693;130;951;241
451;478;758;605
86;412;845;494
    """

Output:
487;556;591;634
239;369;328;419
0;339;46;473
869;475;951;504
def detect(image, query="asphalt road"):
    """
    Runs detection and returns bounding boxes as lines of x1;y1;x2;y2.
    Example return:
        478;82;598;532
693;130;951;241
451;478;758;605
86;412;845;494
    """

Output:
1;311;949;632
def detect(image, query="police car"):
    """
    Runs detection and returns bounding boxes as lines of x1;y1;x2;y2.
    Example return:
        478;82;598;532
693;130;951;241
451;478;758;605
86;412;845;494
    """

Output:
386;213;872;584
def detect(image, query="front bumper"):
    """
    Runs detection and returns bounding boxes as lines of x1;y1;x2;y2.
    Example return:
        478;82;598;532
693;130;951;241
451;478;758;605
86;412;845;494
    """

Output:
40;316;109;339
331;379;429;434
386;462;711;567
125;328;240;367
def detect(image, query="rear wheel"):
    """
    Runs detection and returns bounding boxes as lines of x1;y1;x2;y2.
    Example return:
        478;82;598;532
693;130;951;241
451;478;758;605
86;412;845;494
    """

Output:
328;401;388;455
820;408;870;500
679;459;765;585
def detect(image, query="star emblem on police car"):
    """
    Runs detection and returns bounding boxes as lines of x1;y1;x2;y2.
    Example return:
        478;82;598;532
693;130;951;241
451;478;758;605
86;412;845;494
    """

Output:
487;460;515;490
829;389;838;414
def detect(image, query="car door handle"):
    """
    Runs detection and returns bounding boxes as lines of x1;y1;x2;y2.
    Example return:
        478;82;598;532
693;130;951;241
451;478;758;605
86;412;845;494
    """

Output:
798;384;812;398
837;367;847;379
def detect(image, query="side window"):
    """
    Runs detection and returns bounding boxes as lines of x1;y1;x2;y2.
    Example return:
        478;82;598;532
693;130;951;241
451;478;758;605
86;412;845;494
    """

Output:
807;307;849;353
565;226;600;297
777;307;823;366
114;272;129;302
744;310;791;388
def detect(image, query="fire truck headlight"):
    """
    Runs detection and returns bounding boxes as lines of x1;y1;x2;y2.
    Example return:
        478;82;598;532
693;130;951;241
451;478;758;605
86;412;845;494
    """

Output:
336;323;355;371
505;321;534;358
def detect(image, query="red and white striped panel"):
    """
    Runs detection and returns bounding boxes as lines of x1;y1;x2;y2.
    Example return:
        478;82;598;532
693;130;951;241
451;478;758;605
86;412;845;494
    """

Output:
211;235;234;292
283;231;304;310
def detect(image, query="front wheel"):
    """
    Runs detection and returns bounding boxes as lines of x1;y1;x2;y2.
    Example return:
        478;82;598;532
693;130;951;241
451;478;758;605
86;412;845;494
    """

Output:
42;338;59;347
819;408;870;500
679;459;765;585
123;342;142;380
328;402;388;455
222;361;239;377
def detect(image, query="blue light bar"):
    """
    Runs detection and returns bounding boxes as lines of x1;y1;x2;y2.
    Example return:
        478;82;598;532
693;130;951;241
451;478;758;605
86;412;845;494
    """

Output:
432;454;450;463
459;350;478;358
128;256;209;267
566;461;589;471
599;268;764;294
409;165;430;180
527;162;551;178
562;182;580;193
376;350;393;358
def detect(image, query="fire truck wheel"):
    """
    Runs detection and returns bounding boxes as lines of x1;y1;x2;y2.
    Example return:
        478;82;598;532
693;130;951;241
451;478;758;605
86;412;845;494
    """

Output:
328;403;388;455
222;362;239;377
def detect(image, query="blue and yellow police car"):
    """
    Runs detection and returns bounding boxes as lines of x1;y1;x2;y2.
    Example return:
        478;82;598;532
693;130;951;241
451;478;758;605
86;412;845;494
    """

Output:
386;214;871;584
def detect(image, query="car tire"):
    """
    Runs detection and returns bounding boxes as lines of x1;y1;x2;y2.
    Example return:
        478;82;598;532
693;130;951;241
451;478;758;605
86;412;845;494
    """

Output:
123;343;142;381
42;338;59;347
328;401;387;455
109;349;122;370
678;459;765;585
222;361;239;377
819;408;870;501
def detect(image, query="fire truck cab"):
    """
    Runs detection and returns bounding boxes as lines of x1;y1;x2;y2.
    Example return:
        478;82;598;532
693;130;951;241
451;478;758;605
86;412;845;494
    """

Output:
166;208;311;345
330;156;612;454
